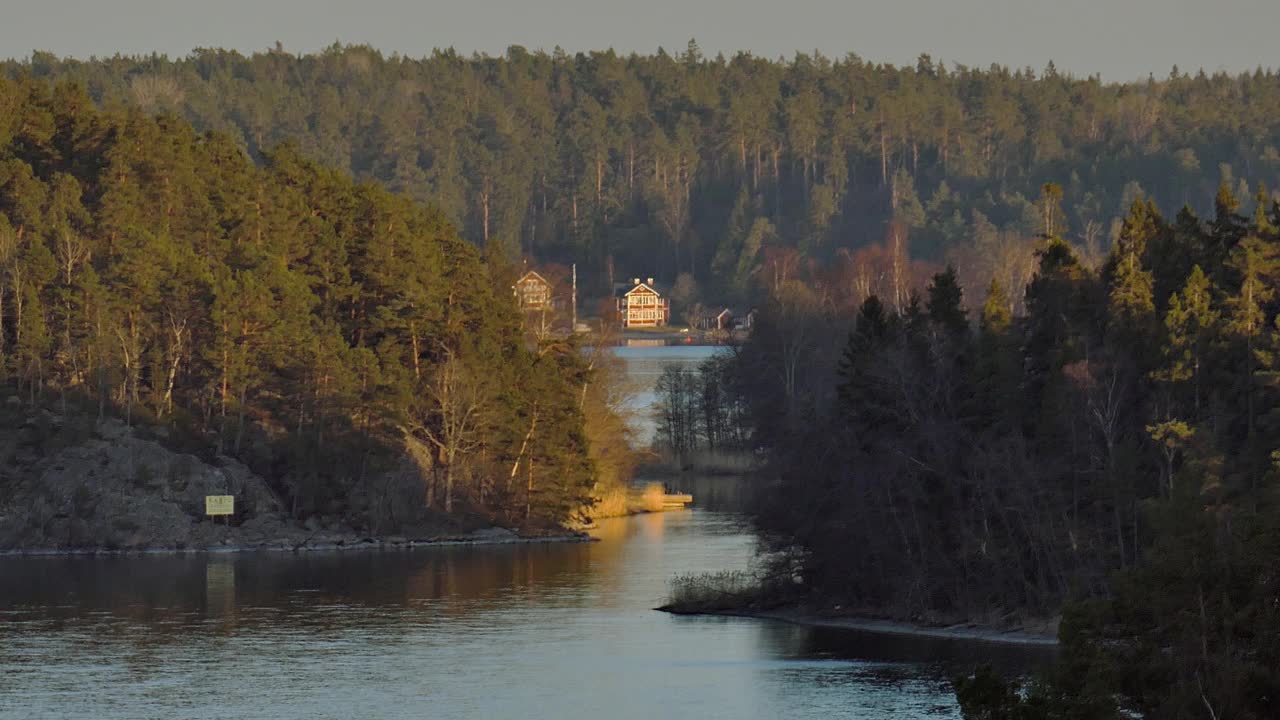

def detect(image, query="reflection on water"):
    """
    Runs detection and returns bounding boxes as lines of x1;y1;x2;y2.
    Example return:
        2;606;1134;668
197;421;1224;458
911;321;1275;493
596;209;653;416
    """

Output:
0;347;1051;719
0;500;1048;720
677;473;759;512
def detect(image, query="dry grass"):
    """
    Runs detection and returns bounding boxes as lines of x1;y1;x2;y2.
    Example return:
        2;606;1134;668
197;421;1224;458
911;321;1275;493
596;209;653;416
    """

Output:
586;482;674;519
663;570;763;611
632;483;667;513
590;486;630;519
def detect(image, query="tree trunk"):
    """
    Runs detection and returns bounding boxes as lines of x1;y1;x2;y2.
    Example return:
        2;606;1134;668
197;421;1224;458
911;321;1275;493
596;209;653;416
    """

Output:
234;384;248;455
879;125;889;186
752;143;760;191
941;129;950;175
509;406;539;484
0;285;6;368
163;317;186;416
627;143;635;195
444;458;455;513
13;276;23;350
525;457;535;523
410;322;420;379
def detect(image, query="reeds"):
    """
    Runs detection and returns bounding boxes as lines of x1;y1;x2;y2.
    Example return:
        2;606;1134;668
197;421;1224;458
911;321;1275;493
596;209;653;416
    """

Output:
633;482;667;513
590;486;630;519
663;570;762;611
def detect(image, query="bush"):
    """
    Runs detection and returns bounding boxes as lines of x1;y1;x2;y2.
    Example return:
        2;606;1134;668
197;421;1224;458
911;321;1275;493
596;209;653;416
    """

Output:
663;570;764;612
951;665;1052;720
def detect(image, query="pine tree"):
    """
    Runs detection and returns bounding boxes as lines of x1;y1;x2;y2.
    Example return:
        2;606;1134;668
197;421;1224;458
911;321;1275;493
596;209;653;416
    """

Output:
1153;266;1219;417
1209;182;1249;274
1023;238;1096;403
980;277;1012;335
836;295;895;434
1106;200;1158;365
926;264;968;339
1225;235;1280;450
0;77;612;529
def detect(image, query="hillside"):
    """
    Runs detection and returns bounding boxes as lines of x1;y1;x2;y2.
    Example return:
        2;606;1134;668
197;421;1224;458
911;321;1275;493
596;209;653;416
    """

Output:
7;45;1280;305
0;76;609;540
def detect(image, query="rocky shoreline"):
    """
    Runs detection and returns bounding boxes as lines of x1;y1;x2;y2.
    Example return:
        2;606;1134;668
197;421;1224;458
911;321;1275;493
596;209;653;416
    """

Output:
660;605;1059;646
0;413;590;557
0;527;594;557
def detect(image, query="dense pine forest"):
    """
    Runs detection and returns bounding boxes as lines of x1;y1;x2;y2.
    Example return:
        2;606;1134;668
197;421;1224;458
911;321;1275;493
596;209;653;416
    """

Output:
0;75;610;531
731;185;1280;718
7;44;1280;305
7;41;1280;715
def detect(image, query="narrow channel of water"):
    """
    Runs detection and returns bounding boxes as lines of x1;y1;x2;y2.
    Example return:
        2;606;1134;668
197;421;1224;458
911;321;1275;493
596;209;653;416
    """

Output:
0;345;1050;719
0;499;1046;720
613;343;724;446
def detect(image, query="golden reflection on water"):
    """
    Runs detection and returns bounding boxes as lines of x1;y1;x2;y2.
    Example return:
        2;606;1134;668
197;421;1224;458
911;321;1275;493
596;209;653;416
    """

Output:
631;510;670;543
0;349;1048;719
0;485;1049;720
65;504;701;632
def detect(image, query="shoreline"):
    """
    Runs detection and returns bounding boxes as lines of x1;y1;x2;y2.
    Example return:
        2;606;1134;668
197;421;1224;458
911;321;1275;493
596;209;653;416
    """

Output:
662;607;1059;647
0;530;594;558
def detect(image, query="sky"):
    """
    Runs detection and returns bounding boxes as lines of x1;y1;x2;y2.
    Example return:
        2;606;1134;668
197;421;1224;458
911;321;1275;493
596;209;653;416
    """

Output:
1;0;1277;81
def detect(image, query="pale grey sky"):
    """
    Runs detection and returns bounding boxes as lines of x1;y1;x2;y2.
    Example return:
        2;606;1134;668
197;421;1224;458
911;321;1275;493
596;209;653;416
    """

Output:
2;0;1277;81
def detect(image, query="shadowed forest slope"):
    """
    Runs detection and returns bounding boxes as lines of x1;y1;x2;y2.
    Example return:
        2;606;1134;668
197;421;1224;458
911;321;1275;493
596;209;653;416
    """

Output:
6;45;1280;304
728;185;1280;719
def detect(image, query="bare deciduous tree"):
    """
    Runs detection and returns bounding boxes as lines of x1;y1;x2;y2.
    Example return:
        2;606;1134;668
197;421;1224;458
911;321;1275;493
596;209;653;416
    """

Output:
413;347;490;512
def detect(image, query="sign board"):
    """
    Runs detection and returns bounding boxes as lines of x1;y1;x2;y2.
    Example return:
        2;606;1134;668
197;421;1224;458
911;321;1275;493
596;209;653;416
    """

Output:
205;495;235;516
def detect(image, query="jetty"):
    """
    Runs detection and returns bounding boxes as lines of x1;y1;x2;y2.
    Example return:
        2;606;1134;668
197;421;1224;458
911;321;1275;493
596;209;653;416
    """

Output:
660;493;693;510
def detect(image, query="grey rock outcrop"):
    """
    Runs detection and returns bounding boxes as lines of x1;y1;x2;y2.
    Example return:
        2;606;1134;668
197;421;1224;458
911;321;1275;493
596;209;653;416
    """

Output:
0;416;293;551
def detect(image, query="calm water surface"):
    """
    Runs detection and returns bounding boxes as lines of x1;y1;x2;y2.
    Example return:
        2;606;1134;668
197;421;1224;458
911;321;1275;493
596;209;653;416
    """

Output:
0;504;1045;720
614;343;724;445
0;346;1049;719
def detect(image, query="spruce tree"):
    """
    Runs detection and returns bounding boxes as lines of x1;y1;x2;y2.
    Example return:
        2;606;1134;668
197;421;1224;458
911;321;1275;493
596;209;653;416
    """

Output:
925;264;967;339
1154;266;1219;418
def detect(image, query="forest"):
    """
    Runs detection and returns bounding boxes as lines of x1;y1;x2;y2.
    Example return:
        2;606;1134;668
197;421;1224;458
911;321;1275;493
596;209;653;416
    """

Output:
729;184;1280;719
6;43;1280;308
6;41;1280;715
0;75;619;532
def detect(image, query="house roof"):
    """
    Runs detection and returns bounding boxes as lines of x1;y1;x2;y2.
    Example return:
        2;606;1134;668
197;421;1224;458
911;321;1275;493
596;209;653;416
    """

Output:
516;270;549;285
694;307;733;322
615;281;665;298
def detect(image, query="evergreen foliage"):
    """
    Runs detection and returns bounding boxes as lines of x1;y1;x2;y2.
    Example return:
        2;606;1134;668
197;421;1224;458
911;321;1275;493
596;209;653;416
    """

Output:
727;184;1280;718
7;47;1280;301
0;76;601;529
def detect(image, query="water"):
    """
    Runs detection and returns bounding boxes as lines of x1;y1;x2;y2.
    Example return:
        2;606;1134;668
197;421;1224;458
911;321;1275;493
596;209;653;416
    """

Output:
0;346;1050;719
0;503;1044;720
613;343;725;446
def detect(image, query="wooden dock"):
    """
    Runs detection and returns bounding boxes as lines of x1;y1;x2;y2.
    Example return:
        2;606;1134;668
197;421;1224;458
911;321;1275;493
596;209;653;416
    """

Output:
627;483;694;513
661;493;693;510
